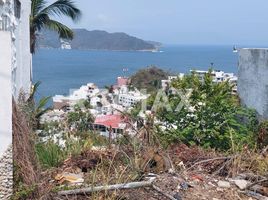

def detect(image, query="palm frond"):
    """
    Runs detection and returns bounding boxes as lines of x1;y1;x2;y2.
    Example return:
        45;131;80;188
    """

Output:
32;13;50;31
30;0;81;53
36;107;51;119
41;0;81;21
36;96;51;112
31;0;47;17
45;19;74;39
27;81;42;103
35;96;51;119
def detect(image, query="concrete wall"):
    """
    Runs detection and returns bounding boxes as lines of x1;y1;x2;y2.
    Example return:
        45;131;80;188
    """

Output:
13;0;32;98
0;31;12;156
238;48;268;119
0;1;31;197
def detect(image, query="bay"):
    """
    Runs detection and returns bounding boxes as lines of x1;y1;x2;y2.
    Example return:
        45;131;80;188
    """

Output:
33;45;237;99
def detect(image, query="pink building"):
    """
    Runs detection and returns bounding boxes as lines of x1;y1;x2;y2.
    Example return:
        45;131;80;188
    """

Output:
117;77;129;87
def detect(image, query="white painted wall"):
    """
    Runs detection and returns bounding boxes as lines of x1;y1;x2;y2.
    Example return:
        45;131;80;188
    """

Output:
0;0;32;157
0;31;12;155
13;0;32;98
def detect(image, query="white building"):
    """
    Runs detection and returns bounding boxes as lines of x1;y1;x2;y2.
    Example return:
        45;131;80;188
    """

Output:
0;0;32;156
190;70;237;84
53;83;100;109
60;39;71;49
191;70;238;94
161;74;184;89
116;86;148;107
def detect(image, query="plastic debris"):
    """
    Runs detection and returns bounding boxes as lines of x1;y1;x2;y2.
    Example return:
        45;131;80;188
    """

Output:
55;172;84;185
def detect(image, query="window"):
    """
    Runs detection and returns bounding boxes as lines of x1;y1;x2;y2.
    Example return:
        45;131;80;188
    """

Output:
14;0;21;19
0;15;9;31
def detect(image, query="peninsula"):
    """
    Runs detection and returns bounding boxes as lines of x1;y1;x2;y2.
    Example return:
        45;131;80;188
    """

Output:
38;29;161;51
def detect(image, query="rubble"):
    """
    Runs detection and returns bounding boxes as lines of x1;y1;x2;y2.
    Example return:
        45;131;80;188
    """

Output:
55;172;84;185
234;179;249;190
42;144;268;199
217;180;231;188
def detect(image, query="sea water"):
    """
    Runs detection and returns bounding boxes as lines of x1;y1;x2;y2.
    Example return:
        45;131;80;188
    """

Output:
33;45;237;99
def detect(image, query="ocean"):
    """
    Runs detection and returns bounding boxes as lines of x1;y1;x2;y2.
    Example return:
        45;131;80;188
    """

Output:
33;45;238;100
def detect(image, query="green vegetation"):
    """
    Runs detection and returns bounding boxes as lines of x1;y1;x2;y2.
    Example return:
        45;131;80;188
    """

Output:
13;67;268;199
154;70;258;150
66;104;95;132
11;182;37;200
35;140;65;169
30;0;81;53
35;103;107;169
36;131;109;169
130;66;169;93
21;81;51;129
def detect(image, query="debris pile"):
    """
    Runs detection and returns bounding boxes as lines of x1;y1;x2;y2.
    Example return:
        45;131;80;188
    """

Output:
47;144;268;200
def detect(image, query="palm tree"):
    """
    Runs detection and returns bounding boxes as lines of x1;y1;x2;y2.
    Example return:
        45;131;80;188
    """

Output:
30;0;81;53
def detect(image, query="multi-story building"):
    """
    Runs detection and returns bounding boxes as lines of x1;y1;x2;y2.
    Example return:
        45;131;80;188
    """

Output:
53;83;100;109
0;0;32;156
190;70;238;93
116;85;148;108
161;75;184;89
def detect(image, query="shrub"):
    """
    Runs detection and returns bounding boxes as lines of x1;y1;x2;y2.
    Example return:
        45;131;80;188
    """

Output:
35;140;66;169
155;71;258;150
66;105;95;132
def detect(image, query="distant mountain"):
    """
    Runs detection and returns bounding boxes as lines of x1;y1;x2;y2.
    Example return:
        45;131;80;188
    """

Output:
146;41;162;48
38;29;161;51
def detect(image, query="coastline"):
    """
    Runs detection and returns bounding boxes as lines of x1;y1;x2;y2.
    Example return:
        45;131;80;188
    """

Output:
39;47;161;53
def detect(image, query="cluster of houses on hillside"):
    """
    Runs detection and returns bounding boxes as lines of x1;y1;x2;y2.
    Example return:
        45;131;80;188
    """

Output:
1;0;268;198
40;69;238;138
42;76;149;137
162;70;238;93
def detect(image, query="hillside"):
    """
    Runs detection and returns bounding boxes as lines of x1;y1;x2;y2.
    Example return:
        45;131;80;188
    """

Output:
130;66;169;93
38;29;160;51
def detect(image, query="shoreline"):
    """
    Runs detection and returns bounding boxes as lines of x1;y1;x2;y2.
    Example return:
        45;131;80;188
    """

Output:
39;47;161;53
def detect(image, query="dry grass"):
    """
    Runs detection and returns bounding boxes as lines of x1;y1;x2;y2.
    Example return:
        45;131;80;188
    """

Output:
229;149;268;177
12;99;54;200
13;99;39;189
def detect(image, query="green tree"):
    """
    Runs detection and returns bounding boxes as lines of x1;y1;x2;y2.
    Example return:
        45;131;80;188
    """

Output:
156;71;258;150
130;66;169;93
19;81;51;129
30;0;81;53
66;105;95;132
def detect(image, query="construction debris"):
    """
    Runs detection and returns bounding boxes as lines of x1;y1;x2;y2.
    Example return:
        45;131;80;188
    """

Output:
151;184;177;200
58;177;156;196
217;180;231;188
234;179;249;190
44;144;268;199
55;172;84;185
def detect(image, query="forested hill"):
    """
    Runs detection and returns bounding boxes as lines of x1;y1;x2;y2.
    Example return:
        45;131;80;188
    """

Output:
38;29;160;51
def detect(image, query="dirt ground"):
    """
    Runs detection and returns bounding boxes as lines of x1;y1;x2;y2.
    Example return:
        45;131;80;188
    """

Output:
49;144;268;200
121;173;250;200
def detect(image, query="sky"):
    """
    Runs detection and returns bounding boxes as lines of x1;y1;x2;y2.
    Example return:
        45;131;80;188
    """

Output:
48;0;268;45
